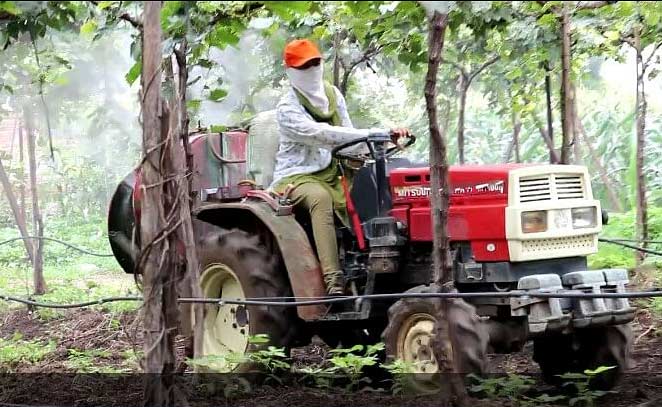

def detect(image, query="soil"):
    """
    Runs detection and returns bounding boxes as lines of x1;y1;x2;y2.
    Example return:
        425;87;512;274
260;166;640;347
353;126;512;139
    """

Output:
0;307;661;407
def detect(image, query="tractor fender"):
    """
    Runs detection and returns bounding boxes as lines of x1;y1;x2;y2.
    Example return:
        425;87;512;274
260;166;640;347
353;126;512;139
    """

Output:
193;200;328;321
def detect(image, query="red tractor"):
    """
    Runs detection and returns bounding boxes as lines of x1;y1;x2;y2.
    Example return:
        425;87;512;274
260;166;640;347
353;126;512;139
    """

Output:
108;111;634;391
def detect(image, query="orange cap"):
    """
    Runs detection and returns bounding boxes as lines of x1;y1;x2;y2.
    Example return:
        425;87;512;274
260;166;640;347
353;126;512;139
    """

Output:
283;39;322;68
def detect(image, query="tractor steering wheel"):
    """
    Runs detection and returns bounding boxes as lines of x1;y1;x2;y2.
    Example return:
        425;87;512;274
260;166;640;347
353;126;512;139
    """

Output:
331;131;416;162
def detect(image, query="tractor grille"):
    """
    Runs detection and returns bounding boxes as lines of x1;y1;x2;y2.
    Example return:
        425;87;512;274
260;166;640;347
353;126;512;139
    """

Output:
519;176;552;202
518;174;585;203
521;234;595;255
555;175;584;199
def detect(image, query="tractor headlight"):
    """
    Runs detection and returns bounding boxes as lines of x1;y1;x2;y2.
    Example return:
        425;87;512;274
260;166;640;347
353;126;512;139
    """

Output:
521;211;547;233
572;207;597;229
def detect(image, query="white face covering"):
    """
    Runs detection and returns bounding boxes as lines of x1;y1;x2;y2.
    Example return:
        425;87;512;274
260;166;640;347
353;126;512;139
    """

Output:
286;64;329;113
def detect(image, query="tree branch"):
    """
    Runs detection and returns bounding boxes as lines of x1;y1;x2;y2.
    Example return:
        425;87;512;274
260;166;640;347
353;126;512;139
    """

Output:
440;58;467;78
620;35;636;48
538;0;615;13
118;11;142;29
643;42;662;70
209;2;264;26
339;42;388;95
576;1;617;10
89;1;142;29
469;55;500;83
348;44;383;72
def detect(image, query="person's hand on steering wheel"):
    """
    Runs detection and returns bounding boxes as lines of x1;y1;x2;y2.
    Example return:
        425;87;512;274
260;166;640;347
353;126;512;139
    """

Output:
390;128;411;144
331;128;416;163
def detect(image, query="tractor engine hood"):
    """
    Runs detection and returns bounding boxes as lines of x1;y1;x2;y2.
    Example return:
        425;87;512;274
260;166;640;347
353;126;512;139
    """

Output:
387;164;600;263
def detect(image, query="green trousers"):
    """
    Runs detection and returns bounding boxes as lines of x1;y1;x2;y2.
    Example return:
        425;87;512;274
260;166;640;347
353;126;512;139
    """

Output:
288;182;341;276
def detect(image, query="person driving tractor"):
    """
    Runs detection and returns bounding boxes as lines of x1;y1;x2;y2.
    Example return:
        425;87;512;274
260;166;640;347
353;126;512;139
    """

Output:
271;39;410;296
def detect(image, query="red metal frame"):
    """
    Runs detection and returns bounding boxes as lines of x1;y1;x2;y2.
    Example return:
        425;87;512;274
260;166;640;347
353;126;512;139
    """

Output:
340;175;366;250
389;164;529;262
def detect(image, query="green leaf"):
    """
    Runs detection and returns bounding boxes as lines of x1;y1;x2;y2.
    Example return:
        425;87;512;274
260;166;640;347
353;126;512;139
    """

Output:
125;61;142;85
558;372;588;380
80;20;97;38
210;124;227;133
53;74;69;86
196;59;214;69
54;56;72;69
207;26;240;48
329;344;364;354
471;1;492;12
248;334;270;344
161;1;182;20
265;1;311;20
1;84;14;94
311;25;328;40
365;342;385;355
585;365;615;376
645;12;660;27
604;30;620;42
209;88;228;102
0;1;21;15
97;1;113;10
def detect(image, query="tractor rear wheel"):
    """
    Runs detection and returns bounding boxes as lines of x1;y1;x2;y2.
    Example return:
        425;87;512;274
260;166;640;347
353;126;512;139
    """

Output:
533;324;632;390
194;228;297;373
382;286;488;394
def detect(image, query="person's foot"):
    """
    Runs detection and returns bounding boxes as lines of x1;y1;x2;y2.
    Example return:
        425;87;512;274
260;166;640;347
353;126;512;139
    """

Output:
324;270;345;296
326;284;344;296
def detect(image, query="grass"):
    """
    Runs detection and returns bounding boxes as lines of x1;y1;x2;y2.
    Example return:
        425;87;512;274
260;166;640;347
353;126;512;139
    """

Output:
588;207;662;271
0;214;142;373
0;214;139;316
66;348;139;373
588;207;662;318
0;333;56;371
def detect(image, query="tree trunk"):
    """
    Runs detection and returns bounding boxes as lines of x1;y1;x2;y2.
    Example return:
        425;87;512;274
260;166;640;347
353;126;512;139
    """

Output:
544;62;556;163
576;117;623;212
559;4;574;165
457;77;468;164
425;10;466;406
426;11;451;296
333;30;341;90
503;138;515;163
511;109;521;163
172;40;205;361
570;84;583;165
25;110;45;295
634;25;648;263
0;147;34;264
340;68;351;97
533;115;560;163
140;2;178;406
19;125;26;223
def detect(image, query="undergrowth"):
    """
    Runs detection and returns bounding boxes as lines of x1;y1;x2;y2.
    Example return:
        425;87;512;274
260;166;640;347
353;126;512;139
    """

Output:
188;334;618;406
0;214;138;315
589;207;662;270
0;333;56;371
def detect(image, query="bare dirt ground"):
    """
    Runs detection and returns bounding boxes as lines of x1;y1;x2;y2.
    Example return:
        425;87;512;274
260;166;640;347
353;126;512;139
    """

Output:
1;306;661;407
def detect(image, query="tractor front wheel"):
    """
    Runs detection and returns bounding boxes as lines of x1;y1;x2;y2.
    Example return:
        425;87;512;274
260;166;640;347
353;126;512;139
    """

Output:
382;286;488;394
194;228;297;373
533;324;632;390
